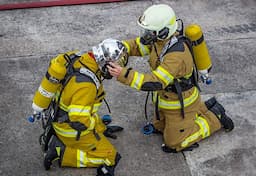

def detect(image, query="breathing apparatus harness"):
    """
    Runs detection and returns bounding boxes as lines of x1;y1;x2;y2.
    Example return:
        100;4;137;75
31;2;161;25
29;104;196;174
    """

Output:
32;51;114;151
160;36;200;119
159;26;200;119
142;19;201;134
57;52;104;140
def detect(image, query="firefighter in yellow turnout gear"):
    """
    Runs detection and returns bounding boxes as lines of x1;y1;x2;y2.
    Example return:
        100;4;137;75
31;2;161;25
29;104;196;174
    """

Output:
32;39;126;176
108;4;234;152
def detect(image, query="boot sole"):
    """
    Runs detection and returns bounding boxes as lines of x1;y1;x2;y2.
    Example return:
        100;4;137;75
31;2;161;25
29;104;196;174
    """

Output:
224;116;234;132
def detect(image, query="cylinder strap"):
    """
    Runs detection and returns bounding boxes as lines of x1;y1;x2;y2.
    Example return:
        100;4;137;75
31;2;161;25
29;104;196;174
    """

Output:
191;35;204;46
45;71;62;84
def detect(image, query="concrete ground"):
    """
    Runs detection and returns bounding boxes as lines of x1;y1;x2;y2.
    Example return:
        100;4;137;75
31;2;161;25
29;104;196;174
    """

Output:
0;0;256;176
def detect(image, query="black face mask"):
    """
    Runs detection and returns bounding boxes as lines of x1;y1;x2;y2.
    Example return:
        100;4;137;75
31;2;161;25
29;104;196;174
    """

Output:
101;64;113;80
140;27;171;45
140;30;158;45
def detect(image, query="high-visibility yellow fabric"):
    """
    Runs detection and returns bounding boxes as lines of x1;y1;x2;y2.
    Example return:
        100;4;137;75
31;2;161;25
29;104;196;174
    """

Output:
117;37;222;151
76;149;111;168
52;52;117;167
59;132;117;167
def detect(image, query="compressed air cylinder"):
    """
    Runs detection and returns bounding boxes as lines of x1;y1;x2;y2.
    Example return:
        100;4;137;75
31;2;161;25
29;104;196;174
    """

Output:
185;24;212;75
32;54;68;112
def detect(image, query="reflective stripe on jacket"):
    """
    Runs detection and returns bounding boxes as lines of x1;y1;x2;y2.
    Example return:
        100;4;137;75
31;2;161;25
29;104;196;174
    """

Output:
118;36;196;109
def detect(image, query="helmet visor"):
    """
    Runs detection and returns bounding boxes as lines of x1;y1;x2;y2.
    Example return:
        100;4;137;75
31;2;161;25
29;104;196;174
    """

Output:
92;45;105;69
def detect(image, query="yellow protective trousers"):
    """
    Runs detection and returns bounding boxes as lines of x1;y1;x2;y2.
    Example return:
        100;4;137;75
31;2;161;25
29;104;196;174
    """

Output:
53;113;117;168
153;94;221;152
55;129;117;168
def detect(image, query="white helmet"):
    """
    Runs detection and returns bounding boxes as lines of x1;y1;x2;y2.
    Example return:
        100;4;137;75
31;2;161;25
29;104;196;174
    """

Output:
92;38;128;79
138;4;178;44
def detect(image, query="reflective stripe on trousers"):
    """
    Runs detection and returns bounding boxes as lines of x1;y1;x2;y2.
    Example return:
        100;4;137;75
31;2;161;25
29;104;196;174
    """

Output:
181;115;210;148
53;117;95;138
153;88;199;110
77;149;111;167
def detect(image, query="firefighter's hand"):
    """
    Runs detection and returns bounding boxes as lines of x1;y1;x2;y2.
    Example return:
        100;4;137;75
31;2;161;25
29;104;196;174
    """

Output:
107;62;123;78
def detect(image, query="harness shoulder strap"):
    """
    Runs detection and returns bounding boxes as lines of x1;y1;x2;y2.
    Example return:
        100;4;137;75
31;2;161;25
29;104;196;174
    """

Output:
178;36;201;91
174;79;185;118
163;35;200;91
56;51;101;110
57;51;102;141
78;67;101;90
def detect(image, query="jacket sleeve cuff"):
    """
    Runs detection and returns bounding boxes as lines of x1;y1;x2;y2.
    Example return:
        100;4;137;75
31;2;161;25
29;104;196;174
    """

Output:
117;67;130;85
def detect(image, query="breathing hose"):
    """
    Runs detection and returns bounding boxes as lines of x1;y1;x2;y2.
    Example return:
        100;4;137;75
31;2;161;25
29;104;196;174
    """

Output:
141;91;154;135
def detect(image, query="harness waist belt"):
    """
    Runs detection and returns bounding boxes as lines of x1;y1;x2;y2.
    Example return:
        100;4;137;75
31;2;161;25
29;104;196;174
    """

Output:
165;78;194;93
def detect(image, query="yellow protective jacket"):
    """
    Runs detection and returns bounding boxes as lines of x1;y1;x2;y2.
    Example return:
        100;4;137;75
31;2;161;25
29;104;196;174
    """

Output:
119;36;199;111
51;52;118;167
52;51;106;140
119;36;222;152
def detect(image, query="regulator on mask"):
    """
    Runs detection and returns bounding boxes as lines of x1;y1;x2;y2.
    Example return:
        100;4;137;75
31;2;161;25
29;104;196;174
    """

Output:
140;29;157;45
140;27;171;45
92;38;128;79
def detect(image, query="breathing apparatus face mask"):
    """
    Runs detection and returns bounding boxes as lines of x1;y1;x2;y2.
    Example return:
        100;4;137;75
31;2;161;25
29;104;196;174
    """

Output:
140;29;157;45
140;27;171;45
93;39;128;79
101;62;113;79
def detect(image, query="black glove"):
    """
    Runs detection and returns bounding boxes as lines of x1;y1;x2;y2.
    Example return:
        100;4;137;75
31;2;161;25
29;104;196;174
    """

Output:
103;126;123;139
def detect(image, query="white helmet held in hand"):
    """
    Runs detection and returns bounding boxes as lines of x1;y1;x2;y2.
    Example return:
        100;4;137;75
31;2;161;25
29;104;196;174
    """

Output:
92;38;128;79
138;4;178;44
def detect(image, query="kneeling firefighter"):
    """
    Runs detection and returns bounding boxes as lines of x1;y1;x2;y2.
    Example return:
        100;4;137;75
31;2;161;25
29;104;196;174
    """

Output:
31;39;127;176
107;4;234;152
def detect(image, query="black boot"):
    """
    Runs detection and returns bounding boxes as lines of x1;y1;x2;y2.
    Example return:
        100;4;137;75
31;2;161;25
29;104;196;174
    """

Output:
161;144;177;153
210;102;234;132
161;143;199;153
205;97;217;109
96;153;121;176
44;135;65;170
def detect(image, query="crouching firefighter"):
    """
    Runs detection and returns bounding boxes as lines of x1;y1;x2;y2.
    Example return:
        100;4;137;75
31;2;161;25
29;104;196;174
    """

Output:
107;4;234;153
31;39;127;175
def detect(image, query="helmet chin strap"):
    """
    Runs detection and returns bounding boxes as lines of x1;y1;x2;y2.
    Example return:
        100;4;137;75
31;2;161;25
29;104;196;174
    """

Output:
153;43;160;64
